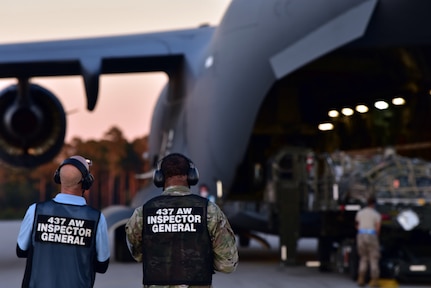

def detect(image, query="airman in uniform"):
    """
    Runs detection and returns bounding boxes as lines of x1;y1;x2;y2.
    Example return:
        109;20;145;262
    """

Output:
125;153;238;288
355;196;381;287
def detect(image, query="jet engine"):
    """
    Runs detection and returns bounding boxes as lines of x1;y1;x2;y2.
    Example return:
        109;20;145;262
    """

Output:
0;82;66;168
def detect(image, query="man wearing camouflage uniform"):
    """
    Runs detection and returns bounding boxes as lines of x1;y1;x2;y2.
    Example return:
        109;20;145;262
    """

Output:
125;153;238;288
355;196;381;287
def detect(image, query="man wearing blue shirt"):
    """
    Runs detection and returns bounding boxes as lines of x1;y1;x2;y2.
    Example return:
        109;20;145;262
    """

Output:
16;155;110;288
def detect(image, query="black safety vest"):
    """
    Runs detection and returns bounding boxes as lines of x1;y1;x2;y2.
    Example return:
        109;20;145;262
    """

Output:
23;200;100;288
142;194;213;285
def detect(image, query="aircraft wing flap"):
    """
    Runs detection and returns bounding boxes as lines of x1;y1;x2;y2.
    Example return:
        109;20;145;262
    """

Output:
0;55;183;78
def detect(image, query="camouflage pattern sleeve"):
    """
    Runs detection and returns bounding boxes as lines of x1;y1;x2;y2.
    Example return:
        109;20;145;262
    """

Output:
125;207;144;263
207;202;239;273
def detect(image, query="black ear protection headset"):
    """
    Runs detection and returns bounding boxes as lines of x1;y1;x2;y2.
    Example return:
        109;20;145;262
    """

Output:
53;158;94;190
153;153;199;188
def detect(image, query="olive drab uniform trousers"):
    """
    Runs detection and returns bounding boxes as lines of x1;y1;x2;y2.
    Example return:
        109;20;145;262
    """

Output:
357;233;380;280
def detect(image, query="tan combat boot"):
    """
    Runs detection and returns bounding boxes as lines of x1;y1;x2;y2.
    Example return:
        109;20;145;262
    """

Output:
368;278;380;287
357;273;365;287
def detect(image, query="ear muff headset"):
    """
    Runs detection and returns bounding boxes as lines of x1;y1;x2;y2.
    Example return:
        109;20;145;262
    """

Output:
153;154;199;188
53;158;94;190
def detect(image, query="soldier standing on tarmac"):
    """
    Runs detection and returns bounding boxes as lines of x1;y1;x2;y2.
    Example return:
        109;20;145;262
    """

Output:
125;153;238;288
355;196;382;287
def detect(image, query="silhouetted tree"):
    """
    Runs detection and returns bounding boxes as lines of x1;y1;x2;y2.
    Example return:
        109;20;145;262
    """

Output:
0;126;150;219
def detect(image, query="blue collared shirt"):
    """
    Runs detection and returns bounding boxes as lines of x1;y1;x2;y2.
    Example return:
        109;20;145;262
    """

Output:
17;193;110;262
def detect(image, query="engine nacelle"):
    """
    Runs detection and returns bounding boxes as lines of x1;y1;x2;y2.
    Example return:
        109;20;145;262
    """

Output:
0;83;66;168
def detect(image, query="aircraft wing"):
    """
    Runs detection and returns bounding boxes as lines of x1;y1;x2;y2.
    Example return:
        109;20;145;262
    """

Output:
0;26;215;110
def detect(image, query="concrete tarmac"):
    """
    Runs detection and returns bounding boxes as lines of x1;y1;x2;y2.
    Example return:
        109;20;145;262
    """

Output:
1;220;430;288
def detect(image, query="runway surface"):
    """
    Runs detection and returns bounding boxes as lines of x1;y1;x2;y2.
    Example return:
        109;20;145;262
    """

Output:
1;220;430;288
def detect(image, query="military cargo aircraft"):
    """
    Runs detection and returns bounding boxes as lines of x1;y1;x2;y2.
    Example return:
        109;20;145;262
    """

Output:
1;0;431;270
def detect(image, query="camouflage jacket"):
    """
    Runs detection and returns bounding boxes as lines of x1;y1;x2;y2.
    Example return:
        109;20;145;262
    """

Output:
125;185;239;288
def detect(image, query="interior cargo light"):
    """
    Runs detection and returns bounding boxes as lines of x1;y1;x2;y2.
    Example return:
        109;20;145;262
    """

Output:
355;104;368;113
318;123;334;131
392;97;405;105
341;107;354;116
328;110;339;117
375;100;389;110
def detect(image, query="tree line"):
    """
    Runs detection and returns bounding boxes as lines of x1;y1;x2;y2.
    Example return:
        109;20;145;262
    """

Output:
0;126;152;219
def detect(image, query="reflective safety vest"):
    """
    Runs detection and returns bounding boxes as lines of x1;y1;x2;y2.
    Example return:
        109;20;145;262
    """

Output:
24;200;100;288
142;194;213;285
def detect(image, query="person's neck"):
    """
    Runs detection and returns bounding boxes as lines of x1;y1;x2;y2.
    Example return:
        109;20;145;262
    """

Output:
61;188;84;197
164;177;188;188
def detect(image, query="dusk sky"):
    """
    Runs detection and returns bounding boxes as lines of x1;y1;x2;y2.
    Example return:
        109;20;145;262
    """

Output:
0;0;231;142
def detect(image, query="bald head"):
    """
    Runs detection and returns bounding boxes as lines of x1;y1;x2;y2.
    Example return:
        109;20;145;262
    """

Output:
60;165;83;188
57;155;91;191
